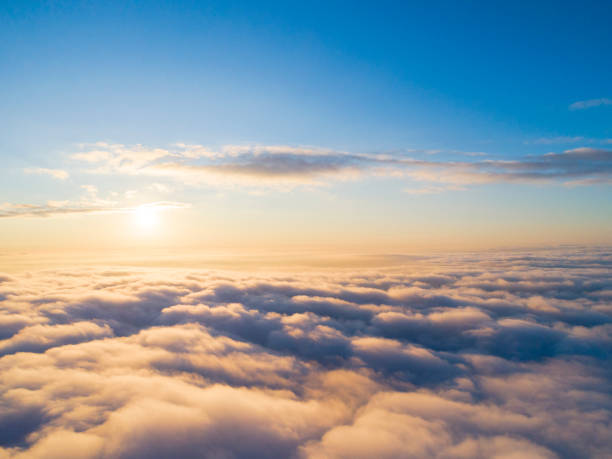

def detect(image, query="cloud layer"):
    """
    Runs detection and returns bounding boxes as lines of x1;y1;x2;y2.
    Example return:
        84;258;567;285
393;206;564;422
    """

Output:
5;143;610;221
0;248;611;458
71;142;612;189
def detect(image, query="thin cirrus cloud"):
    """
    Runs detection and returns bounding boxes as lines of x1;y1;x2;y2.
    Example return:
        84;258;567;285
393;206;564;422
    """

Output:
0;200;190;219
569;98;612;110
5;143;610;220
0;248;610;457
72;143;612;189
72;142;368;187
528;136;586;145
23;168;69;180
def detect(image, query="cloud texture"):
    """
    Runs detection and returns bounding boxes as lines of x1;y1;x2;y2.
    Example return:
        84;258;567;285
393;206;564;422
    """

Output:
5;143;610;220
71;142;612;189
0;248;611;458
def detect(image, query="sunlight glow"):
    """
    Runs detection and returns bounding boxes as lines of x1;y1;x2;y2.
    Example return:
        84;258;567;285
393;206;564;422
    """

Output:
132;205;159;231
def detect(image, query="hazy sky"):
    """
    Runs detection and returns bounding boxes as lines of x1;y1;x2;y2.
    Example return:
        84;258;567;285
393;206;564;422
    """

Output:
1;1;611;251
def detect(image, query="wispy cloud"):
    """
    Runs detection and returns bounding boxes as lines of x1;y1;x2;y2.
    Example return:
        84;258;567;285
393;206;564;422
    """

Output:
569;98;612;110
403;185;465;195
24;167;69;180
70;143;612;190
527;136;585;145
15;144;610;215
0;200;189;219
404;147;612;186
71;143;372;188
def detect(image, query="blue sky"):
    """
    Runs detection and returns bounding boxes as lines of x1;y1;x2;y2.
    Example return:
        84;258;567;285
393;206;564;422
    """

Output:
0;1;611;250
3;1;611;152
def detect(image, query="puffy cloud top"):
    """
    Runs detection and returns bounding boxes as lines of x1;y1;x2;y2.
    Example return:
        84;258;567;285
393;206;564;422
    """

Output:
0;248;611;458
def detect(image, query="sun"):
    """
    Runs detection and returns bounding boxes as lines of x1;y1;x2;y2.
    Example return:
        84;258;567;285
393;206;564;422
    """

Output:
132;205;159;231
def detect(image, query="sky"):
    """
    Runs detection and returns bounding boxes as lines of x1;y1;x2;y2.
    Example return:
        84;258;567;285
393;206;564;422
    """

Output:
0;0;611;253
1;4;612;458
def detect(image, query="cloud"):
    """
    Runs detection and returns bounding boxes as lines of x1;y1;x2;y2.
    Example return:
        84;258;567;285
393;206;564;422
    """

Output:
69;143;612;190
528;136;586;145
144;156;362;187
71;142;172;173
0;321;113;356
71;143;371;188
403;185;465;195
569;98;612;110
13;144;612;217
402;147;612;186
0;248;610;457
0;200;190;219
23;168;69;180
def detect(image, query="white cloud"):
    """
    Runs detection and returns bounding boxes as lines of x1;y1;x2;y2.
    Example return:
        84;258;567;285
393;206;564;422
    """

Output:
569;98;612;110
69;143;612;190
0;200;190;219
24;168;69;180
0;248;610;457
